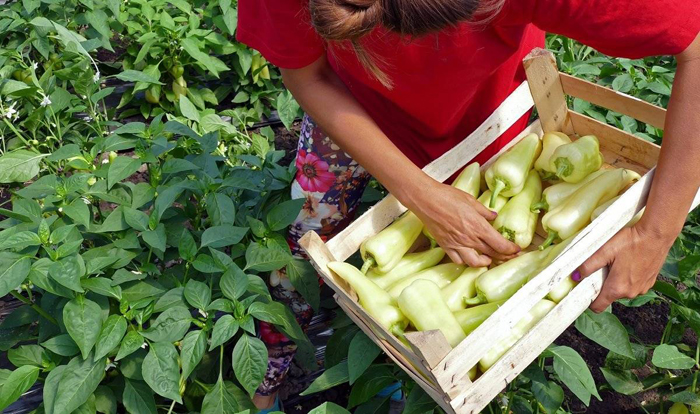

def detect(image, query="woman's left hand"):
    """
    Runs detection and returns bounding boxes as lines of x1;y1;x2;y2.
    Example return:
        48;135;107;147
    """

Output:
575;225;676;313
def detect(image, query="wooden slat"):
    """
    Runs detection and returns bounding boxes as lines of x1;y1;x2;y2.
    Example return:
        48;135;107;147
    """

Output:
405;330;454;370
522;48;575;135
569;110;660;170
560;73;667;130
324;81;536;261
451;269;606;413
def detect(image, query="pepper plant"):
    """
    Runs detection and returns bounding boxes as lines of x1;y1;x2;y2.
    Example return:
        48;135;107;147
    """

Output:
0;115;321;412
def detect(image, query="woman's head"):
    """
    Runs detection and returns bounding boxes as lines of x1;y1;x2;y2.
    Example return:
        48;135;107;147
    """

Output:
309;0;506;86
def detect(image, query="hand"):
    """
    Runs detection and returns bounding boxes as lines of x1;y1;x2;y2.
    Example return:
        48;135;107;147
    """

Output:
410;183;521;267
576;225;676;313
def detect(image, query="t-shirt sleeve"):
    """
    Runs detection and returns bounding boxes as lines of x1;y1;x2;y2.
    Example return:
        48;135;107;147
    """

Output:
518;0;700;58
236;0;326;69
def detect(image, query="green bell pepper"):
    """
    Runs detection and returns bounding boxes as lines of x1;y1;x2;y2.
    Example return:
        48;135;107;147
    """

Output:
478;190;509;213
367;247;445;289
530;169;607;213
492;170;542;249
360;211;424;274
386;263;466;299
441;267;488;312
453;301;506;335
550;135;603;183
534;132;572;181
485;133;542;207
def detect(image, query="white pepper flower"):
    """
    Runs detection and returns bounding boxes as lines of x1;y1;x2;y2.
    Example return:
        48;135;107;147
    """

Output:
40;94;52;107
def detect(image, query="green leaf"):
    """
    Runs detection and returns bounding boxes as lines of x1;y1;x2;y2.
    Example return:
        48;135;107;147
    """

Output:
549;345;600;406
575;310;633;358
526;367;564;414
266;199;305;231
231;334;268;396
670;391;700;406
600;368;643;395
1;231;42;250
115;70;164;85
206;193;236;226
123;207;149;231
63;296;103;359
210;315;240;350
73;393;96;414
41;334;79;357
43;364;66;414
179;96;200;122
8;344;47;367
94;385;117;414
308;402;352;414
201;225;248;248
63;200;91;228
94;315;127;360
286;259;320;312
0;365;40;410
140;306;191;343
181;37;229;77
348;332;381;384
201;375;246;414
180;330;207;380
142;342;182;403
184;279;211;310
652;344;696;369
115;331;145;361
301;361;349;396
154;287;186;313
142;223;166;251
52;354;106;414
178;229;198;262
244;242;291;272
612;74;633;93
347;365;395;409
162;158;200;175
0;257;31;298
123;379;157;414
220;264;248;300
403;387;437;414
0;150;48;184
276;90;300;131
82;278;121;300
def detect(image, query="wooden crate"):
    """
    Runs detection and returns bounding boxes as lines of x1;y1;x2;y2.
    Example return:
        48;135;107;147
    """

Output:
299;48;700;413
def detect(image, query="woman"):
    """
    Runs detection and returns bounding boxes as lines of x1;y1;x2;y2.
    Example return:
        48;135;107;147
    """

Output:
238;0;700;409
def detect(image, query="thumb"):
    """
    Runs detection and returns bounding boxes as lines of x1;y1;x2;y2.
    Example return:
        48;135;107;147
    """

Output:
575;247;613;282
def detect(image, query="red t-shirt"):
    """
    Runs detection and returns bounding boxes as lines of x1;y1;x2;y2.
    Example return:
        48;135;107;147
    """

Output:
238;0;700;168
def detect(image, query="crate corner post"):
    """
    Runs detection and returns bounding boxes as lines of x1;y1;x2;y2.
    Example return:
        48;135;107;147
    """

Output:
523;48;574;135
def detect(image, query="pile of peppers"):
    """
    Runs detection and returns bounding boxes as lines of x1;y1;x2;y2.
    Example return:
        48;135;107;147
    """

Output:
327;130;641;379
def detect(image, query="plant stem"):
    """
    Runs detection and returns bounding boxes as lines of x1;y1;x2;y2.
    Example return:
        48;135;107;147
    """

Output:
10;291;58;325
166;400;176;414
219;345;224;376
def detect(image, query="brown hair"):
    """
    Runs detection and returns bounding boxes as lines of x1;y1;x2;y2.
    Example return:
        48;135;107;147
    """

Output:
309;0;507;87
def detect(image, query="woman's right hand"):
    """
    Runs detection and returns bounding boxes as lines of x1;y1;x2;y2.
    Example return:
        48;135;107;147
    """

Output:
408;182;521;267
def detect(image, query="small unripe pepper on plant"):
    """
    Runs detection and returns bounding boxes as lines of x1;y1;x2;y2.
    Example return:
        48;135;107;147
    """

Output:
145;84;161;104
530;169;607;213
485;133;542;207
669;403;690;414
360;211;424;274
441;266;488;312
366;247;445;289
550;135;603;183
465;248;551;305
539;168;641;249
423;162;481;244
453;300;506;335
477;190;508;213
478;300;556;371
386;262;466;299
492;170;542;249
534;132;572;180
397;279;466;347
327;262;408;335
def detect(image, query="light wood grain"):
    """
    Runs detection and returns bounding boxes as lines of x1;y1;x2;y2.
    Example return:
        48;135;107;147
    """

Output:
324;81;535;261
560;73;667;130
523;48;575;135
405;330;454;370
570;110;660;169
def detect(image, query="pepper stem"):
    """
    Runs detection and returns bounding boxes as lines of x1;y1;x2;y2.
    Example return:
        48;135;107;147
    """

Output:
539;230;558;250
530;200;549;213
499;227;515;242
464;294;485;306
390;325;405;337
429;238;437;249
555;159;573;179
360;257;375;274
490;179;507;208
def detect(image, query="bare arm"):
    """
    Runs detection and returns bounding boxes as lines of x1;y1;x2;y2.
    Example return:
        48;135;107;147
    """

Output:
281;57;520;266
579;33;700;311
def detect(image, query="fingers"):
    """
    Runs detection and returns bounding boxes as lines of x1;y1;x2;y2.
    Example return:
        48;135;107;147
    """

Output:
470;199;498;221
474;241;518;262
576;245;614;281
479;225;521;256
459;248;492;267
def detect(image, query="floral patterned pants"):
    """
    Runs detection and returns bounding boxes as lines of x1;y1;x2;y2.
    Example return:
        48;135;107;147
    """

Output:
257;114;372;396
